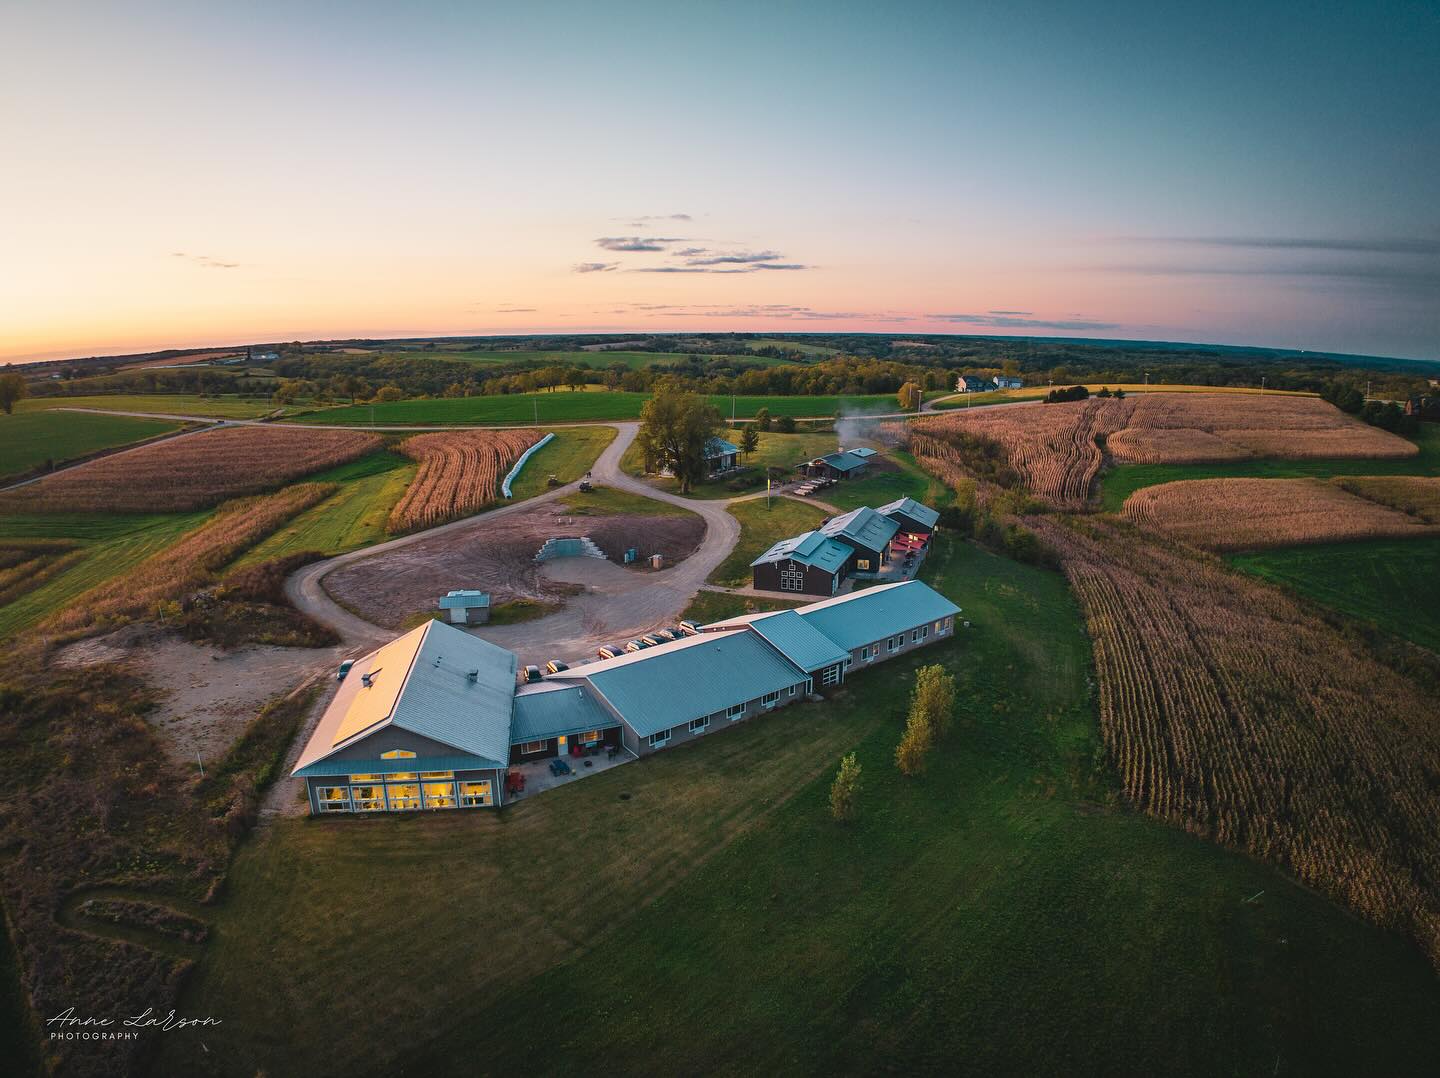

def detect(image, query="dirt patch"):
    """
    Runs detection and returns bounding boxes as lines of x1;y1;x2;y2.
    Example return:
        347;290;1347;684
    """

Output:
55;627;339;766
324;500;706;630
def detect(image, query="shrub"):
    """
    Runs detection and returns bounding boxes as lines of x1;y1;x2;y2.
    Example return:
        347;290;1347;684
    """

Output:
829;753;863;822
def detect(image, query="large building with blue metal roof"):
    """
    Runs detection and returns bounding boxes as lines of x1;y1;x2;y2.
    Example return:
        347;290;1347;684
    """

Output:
750;529;855;595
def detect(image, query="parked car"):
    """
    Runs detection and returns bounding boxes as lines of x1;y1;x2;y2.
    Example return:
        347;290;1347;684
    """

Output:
678;620;701;636
578;480;593;493
597;643;625;660
545;659;569;674
639;633;664;647
336;659;355;682
523;664;543;683
624;639;647;652
652;628;678;642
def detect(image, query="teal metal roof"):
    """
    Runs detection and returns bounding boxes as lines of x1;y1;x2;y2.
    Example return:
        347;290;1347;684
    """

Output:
704;437;740;456
511;684;619;742
295;755;501;778
819;451;869;473
743;610;850;672
798;580;961;652
438;589;490;609
820;506;900;552
750;529;852;572
847;447;878;458
556;631;807;737
877;497;940;530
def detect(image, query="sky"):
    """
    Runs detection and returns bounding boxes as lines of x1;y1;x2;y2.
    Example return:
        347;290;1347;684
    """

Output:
2;0;1438;363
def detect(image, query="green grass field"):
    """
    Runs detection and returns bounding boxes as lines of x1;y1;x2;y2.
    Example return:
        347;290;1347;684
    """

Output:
823;450;953;513
18;394;293;419
293;392;902;427
158;537;1440;1077
745;337;840;356
505;426;617;501
709;498;829;586
1229;536;1440;654
621;427;837;499
0;511;210;640
1099;425;1440;510
930;384;1318;411
560;487;693;518
0;410;182;481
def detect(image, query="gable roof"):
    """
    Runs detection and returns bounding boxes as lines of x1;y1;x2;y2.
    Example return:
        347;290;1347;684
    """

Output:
813;450;869;473
292;620;516;774
438;589;490;610
704;437;740;457
876;497;940;530
846;446;878;458
750;529;853;573
511;683;619;743
797;580;961;651
819;505;900;552
733;609;849;673
552;630;806;737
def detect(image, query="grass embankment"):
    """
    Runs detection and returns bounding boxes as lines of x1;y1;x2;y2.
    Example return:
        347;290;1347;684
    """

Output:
505;426;617;500
621;428;836;499
1099;425;1440;511
560;487;693;518
1229;536;1440;654
679;591;805;625
160;538;1440;1077
18;394;293;419
823;449;953;513
0;410;182;481
293;392;902;427
709;499;829;586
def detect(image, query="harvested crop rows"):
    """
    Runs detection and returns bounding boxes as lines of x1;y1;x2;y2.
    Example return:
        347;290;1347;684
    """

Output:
1106;394;1416;464
1336;475;1440;523
44;483;335;637
1122;477;1440;551
1032;517;1440;967
0;426;379;513
387;428;545;533
0;541;84;607
911;399;1135;506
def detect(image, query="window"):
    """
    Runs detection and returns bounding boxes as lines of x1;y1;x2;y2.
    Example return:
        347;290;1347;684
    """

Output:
580;730;601;744
386;783;421;810
689;717;710;734
912;625;929;643
856;558;871;571
385;772;418;782
519;740;546;755
648;730;671;748
860;645;873;661
380;749;416;760
888;635;901;653
822;665;842;687
422;781;457;809
779;570;805;592
460;781;492;807
788;684;797;696
762;691;780;707
728;703;745;721
316;786;351;812
420;771;454;780
935;619;946;633
349;773;381;783
350;785;386;811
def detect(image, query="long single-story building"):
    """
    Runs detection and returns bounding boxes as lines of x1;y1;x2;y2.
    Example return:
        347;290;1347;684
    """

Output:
750;529;854;595
293;581;961;815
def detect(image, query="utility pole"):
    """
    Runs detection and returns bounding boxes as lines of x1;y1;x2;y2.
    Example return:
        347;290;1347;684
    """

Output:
731;392;736;423
1144;371;1149;387
534;397;539;424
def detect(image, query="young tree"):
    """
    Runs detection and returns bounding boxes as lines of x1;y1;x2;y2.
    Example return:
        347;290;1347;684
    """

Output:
739;424;760;459
636;380;724;492
0;373;28;415
913;664;957;738
753;406;772;432
373;385;406;402
897;381;922;411
829;753;863;822
895;709;932;776
776;414;797;434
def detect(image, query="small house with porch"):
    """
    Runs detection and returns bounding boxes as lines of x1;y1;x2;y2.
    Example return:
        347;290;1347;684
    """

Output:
437;589;491;625
703;437;740;474
750;529;854;595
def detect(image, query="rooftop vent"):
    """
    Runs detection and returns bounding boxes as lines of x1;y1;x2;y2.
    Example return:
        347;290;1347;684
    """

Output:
467;669;479;683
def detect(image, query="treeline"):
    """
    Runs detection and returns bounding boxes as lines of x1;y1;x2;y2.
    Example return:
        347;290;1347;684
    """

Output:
1320;381;1422;435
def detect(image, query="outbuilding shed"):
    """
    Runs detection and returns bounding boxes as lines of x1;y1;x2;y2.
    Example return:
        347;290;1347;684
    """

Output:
437;589;491;625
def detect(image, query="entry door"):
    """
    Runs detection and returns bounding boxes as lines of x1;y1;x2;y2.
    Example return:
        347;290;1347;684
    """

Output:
557;735;568;758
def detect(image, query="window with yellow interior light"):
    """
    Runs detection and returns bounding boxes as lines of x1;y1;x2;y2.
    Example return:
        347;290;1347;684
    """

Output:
380;749;417;759
350;785;386;811
422;781;456;808
386;783;421;810
460;781;491;807
316;787;350;812
579;730;601;744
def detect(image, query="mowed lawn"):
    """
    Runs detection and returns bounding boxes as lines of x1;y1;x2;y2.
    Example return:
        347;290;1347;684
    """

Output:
505;426;617;500
823;449;953;513
17;394;291;419
1098;425;1440;510
621;427;837;499
709;498;829;586
0;410;182;481
294;392;902;426
1229;536;1440;654
158;539;1440;1077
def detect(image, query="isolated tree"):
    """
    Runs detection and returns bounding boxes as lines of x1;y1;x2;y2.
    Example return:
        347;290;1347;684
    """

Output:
913;664;957;739
829;753;863;822
895;709;932;776
898;381;922;411
753;406;772;432
0;373;30;415
566;367;587;392
373;385;405;402
739;424;760;459
776;414;797;434
636;380;724;493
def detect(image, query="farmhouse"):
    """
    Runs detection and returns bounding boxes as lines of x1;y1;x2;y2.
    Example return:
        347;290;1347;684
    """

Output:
437;589;491;625
292;580;961;814
799;450;871;481
750;529;854;595
818;505;901;576
956;374;995;393
994;375;1023;390
877;497;940;542
702;437;740;474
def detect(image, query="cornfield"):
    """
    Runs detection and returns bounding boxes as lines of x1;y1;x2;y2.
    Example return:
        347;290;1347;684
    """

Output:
387;428;545;533
1032;516;1440;966
44;483;335;636
1106;394;1416;464
911;399;1135;506
0;426;379;513
1121;477;1440;551
1335;475;1440;524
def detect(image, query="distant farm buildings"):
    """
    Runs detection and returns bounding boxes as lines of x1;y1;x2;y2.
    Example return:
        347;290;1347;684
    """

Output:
956;374;1023;392
293;580;961;814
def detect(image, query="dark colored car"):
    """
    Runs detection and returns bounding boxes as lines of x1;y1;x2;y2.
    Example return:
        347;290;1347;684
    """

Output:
545;659;569;674
337;659;355;681
523;665;543;683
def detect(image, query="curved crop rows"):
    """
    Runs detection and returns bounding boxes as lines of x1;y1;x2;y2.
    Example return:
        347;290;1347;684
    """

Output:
1122;477;1440;551
0;425;379;513
1334;475;1440;523
388;428;545;533
1032;517;1440;967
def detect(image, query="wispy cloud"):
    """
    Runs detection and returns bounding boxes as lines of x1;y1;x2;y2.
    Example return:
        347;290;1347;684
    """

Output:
171;251;240;269
618;213;693;226
595;236;688;252
930;313;1121;330
988;309;1032;316
606;302;911;322
494;305;537;313
574;261;619;273
1124;235;1440;255
685;250;783;266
